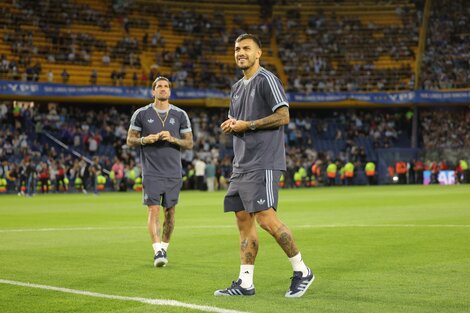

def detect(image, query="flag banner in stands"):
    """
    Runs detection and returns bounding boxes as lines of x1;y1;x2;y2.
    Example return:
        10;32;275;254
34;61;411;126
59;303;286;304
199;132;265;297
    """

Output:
1;81;469;104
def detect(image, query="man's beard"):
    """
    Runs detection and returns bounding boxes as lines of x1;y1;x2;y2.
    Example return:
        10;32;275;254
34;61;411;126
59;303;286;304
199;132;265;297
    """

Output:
156;96;168;101
237;59;253;71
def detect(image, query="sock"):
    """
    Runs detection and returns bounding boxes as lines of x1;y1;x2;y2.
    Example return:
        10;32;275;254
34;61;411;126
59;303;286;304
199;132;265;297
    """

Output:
289;252;309;277
152;242;162;254
239;265;254;288
161;242;169;251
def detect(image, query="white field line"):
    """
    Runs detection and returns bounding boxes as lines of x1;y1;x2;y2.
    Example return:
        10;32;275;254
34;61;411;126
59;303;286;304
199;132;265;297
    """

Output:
0;279;251;313
0;224;469;233
0;225;233;233
295;224;470;228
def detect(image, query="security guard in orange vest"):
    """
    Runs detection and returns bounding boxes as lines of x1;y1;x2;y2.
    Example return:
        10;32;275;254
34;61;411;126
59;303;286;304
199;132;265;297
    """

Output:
395;161;407;184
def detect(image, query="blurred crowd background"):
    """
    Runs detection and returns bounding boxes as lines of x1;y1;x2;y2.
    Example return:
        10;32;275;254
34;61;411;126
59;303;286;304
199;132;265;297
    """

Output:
0;0;469;194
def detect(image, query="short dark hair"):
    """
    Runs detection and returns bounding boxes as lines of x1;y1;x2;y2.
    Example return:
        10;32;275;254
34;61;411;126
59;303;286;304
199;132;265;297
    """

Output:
152;76;171;90
235;33;262;49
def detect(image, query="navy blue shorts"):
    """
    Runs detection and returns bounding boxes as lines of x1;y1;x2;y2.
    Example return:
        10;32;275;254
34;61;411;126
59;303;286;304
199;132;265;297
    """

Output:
224;169;281;213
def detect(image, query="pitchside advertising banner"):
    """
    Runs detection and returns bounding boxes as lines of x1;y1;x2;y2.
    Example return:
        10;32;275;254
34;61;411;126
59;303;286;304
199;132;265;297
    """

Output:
0;81;227;99
1;81;470;104
423;170;457;185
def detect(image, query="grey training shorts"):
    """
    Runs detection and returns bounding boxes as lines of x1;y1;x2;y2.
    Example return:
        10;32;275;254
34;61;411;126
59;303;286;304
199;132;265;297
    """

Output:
224;169;281;213
142;176;182;208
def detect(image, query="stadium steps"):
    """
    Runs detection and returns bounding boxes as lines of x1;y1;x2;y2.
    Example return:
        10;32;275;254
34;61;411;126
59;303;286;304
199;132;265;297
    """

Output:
374;55;415;69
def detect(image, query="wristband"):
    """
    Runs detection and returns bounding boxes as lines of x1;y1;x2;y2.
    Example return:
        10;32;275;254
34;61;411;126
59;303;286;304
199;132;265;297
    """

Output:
140;137;145;145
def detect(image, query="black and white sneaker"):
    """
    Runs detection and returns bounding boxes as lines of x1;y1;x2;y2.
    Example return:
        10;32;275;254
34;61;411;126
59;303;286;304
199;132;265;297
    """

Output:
285;267;315;298
214;279;255;296
153;249;168;267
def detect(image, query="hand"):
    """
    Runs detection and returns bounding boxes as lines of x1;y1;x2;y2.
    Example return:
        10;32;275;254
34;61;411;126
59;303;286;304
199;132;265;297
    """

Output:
158;131;174;143
220;118;236;134
142;133;161;144
230;120;249;133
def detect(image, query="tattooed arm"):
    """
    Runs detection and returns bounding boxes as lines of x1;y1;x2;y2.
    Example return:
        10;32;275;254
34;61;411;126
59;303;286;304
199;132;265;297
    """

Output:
127;129;142;147
229;106;289;133
159;131;193;150
127;128;193;150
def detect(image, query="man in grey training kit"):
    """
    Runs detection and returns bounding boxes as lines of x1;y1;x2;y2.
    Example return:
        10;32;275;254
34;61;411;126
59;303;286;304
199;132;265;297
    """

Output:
127;76;193;267
214;34;314;297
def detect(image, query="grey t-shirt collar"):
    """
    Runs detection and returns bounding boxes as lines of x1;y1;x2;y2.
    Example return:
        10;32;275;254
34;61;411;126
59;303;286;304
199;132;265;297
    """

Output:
243;67;263;86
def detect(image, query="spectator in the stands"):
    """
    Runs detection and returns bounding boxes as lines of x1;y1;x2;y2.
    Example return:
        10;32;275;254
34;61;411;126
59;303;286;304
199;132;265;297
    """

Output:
90;69;98;85
61;69;70;84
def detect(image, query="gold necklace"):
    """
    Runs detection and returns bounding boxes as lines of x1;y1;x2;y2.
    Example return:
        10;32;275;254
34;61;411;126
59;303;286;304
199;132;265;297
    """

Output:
157;111;169;127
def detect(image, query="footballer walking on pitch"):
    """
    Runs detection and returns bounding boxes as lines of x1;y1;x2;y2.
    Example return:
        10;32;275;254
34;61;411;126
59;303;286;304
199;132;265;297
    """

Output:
214;34;314;298
127;76;193;267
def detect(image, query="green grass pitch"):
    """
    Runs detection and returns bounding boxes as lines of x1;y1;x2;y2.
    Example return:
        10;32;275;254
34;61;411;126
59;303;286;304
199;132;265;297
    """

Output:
0;185;469;313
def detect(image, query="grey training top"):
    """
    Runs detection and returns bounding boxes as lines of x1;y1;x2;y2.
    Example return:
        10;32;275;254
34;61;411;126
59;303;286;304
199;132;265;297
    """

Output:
129;103;192;178
229;67;288;173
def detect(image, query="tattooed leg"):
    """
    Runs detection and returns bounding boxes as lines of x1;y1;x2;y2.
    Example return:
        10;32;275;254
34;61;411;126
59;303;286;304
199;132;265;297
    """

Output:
273;224;299;258
236;211;258;265
256;208;299;258
147;205;161;243
162;206;175;243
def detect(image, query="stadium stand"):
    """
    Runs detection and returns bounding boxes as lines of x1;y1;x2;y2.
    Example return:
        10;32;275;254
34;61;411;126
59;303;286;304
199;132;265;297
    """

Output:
420;0;470;90
273;0;422;92
0;0;426;91
0;0;469;193
0;0;281;89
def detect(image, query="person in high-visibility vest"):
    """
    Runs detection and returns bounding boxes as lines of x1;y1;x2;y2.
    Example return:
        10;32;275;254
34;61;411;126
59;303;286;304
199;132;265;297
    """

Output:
63;177;69;191
126;167;137;187
294;170;302;187
311;163;318;182
344;162;354;186
97;174;106;191
133;176;143;192
0;177;7;193
279;173;285;188
460;159;469;184
365;161;376;185
413;159;424;185
326;161;337;186
395;161;407;184
430;161;439;184
311;160;323;186
74;177;83;192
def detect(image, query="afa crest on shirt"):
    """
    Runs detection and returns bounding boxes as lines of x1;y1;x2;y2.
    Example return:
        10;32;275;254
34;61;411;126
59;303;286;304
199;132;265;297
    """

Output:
233;94;240;100
169;117;175;125
250;89;255;97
